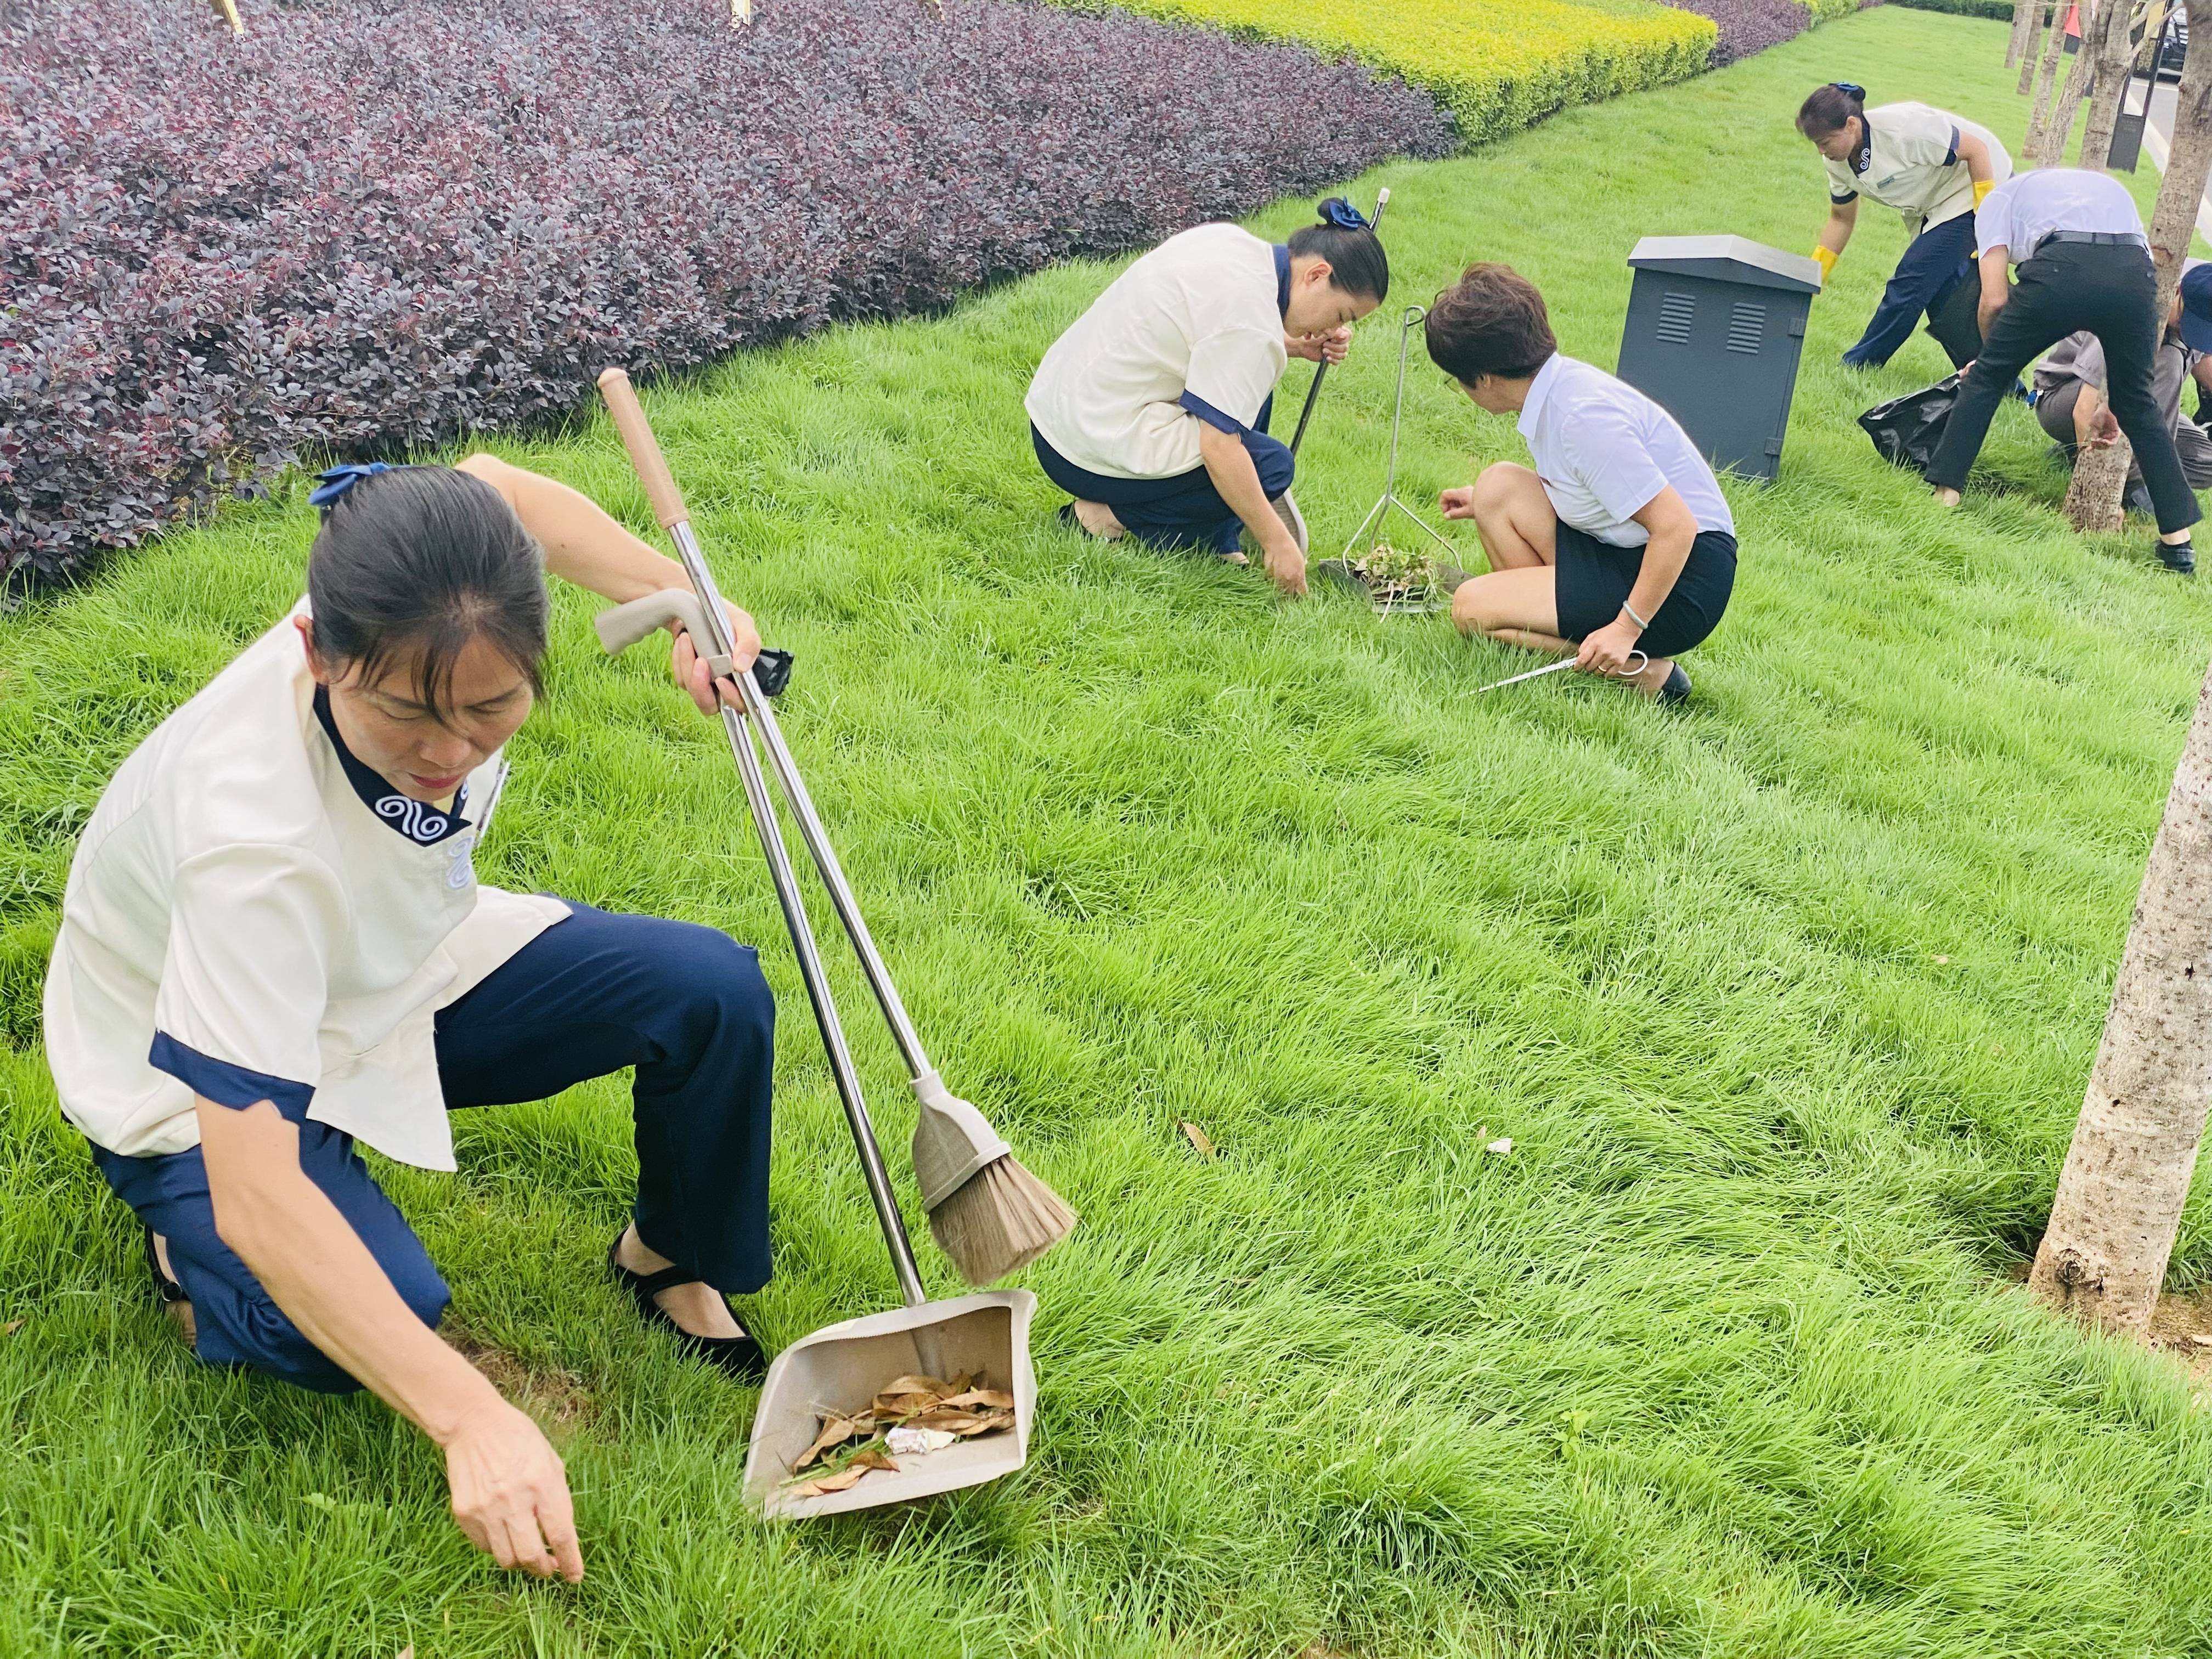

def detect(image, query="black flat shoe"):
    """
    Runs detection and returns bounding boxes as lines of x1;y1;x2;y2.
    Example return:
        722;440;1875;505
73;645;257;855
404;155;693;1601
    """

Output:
2158;537;2196;577
143;1227;186;1308
1656;664;1692;705
606;1235;766;1382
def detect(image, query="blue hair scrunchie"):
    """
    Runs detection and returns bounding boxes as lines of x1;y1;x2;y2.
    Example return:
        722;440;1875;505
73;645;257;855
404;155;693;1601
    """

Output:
1317;196;1370;232
308;461;396;511
1832;81;1866;99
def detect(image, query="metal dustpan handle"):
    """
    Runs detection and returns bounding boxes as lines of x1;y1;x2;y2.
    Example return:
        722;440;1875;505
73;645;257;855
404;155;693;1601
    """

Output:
596;368;928;1311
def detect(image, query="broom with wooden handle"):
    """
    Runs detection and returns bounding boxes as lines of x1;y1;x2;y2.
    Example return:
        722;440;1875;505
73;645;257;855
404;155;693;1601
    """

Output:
595;368;1077;1286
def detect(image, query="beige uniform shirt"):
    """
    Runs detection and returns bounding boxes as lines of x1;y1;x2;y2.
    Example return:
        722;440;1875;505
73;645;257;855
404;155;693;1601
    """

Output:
43;602;568;1169
1823;101;2013;238
1026;223;1288;480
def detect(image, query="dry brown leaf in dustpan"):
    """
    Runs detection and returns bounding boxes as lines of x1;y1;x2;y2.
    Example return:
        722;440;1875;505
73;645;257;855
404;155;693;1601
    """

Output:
874;1373;973;1421
792;1466;869;1497
880;1374;963;1397
850;1447;902;1473
794;1414;870;1472
938;1389;1015;1411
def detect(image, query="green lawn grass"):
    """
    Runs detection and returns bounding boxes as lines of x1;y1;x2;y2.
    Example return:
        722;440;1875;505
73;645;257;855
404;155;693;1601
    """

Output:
11;9;2212;1655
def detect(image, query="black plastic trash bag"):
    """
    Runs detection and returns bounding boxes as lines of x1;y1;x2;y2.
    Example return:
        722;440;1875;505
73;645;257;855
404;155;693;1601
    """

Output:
1859;374;1962;469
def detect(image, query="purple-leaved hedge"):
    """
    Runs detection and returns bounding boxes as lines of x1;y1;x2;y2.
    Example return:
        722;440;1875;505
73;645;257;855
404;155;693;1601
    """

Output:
1657;0;1883;69
1;0;1452;586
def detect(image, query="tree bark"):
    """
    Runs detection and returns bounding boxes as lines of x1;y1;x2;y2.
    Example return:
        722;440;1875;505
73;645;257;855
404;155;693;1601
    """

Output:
2040;10;2101;165
2063;10;2212;533
2031;657;2212;1337
2076;0;2134;171
2025;0;2085;162
2009;0;2041;67
2149;10;2212;314
2022;0;2055;93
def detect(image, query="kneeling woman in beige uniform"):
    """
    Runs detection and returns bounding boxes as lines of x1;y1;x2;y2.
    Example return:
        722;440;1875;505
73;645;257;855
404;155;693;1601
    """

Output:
46;460;780;1582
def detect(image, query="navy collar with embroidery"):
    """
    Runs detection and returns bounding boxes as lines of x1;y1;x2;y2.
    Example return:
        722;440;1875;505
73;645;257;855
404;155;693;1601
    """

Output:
312;685;473;847
1849;115;1873;176
1274;244;1292;318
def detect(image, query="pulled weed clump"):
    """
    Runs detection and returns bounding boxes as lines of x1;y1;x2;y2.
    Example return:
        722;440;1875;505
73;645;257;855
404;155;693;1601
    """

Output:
0;0;1452;586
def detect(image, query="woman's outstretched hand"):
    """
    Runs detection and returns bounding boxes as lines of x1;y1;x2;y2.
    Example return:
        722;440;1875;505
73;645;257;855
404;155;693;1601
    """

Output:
442;1396;585;1583
671;599;764;715
1577;618;1644;676
1439;486;1479;521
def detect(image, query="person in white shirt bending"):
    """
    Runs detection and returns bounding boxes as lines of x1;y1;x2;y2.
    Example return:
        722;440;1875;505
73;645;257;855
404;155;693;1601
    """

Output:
45;460;785;1584
1026;198;1389;598
1423;263;1739;705
1925;167;2202;574
1798;82;2010;369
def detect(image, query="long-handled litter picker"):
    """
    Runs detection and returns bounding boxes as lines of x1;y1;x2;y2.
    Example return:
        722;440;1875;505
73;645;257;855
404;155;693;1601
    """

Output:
592;369;1070;1518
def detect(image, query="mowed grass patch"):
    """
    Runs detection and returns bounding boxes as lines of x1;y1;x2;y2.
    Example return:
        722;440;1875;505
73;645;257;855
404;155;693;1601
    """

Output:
12;9;2212;1655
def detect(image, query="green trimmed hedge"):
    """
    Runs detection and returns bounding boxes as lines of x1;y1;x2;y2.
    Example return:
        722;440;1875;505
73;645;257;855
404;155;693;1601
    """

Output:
1054;0;1718;149
1885;0;2014;20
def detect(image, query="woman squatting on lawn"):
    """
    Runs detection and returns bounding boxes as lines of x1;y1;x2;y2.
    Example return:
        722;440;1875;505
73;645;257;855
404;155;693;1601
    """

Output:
42;460;787;1582
1027;198;1389;597
1797;81;2010;370
1425;263;1737;704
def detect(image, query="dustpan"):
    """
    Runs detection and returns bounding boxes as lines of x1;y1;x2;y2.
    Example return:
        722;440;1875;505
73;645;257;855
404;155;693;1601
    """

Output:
742;1289;1037;1518
594;368;1040;1518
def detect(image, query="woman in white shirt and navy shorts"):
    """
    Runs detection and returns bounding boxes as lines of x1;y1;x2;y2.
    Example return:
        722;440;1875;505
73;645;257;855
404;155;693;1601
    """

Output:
1027;199;1389;598
44;460;786;1583
1423;263;1737;704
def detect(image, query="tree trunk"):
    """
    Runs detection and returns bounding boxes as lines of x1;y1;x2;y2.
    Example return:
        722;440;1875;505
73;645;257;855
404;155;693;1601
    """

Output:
2022;0;2054;92
2037;0;2103;166
2076;0;2134;170
2031;657;2212;1336
2149;10;2212;313
2009;0;2041;67
2063;10;2212;533
2026;0;2086;162
2064;432;2135;532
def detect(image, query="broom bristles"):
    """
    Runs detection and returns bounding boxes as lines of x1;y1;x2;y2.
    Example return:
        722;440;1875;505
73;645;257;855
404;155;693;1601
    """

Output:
926;1153;1077;1287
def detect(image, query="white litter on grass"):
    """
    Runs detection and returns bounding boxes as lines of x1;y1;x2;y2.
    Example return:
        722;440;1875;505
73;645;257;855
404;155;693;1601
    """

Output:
1486;1137;1513;1155
887;1425;960;1456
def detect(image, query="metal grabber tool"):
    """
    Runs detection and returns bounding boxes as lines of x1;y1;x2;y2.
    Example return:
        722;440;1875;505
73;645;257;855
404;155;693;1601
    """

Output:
592;369;1037;1520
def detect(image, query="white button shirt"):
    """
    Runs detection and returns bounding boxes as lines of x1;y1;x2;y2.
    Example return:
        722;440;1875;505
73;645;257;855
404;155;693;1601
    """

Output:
1824;102;2012;237
1976;168;2146;265
1026;223;1288;479
43;602;569;1169
1517;354;1736;549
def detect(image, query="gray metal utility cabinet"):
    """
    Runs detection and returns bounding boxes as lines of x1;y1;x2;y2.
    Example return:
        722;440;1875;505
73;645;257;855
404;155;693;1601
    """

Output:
1615;235;1821;484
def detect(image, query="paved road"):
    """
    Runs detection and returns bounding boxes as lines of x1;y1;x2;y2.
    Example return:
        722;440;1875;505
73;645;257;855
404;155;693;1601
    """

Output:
2141;72;2212;236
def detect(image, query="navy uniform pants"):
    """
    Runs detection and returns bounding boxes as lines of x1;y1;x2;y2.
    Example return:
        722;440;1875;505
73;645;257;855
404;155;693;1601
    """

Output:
1032;396;1293;557
91;902;775;1394
1843;211;1979;370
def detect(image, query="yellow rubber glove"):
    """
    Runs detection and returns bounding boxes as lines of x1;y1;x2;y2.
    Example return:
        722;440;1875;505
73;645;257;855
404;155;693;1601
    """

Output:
1973;177;1995;208
1813;244;1838;283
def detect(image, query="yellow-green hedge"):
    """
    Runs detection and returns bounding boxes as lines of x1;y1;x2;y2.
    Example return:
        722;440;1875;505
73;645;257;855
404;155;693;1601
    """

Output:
1080;0;1719;148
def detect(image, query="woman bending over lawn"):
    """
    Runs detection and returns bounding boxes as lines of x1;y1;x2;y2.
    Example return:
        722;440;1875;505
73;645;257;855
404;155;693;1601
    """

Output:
44;459;781;1583
1425;263;1737;704
1026;197;1388;597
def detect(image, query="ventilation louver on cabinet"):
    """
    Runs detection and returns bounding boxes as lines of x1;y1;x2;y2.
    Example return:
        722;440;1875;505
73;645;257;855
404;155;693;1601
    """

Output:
1656;291;1695;345
1726;301;1767;354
